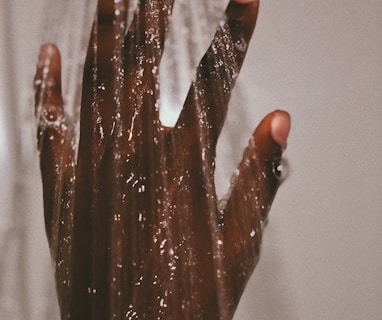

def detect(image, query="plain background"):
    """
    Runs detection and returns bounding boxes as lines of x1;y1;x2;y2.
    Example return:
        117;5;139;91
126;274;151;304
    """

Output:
1;0;382;319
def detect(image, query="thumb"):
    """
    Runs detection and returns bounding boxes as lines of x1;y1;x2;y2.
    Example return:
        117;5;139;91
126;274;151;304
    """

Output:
221;110;290;304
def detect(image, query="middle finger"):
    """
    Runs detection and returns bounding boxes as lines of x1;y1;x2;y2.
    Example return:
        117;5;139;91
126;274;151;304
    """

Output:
79;0;129;161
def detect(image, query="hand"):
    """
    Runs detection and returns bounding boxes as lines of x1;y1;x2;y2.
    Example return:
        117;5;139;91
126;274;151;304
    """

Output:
34;0;290;319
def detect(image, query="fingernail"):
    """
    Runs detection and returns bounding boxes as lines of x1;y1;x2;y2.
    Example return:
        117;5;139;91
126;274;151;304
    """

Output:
271;111;290;148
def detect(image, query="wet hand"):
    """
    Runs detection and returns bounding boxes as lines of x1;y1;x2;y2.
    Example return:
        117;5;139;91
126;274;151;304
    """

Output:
34;0;290;319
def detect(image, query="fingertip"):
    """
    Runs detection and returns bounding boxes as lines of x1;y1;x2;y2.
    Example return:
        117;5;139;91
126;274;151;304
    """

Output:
36;44;61;82
37;44;60;69
252;109;290;160
270;110;290;148
35;43;63;108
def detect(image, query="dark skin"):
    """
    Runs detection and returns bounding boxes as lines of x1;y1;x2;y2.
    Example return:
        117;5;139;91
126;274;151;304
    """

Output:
34;0;290;319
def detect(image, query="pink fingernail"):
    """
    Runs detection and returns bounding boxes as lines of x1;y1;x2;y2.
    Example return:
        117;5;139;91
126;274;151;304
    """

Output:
271;111;290;148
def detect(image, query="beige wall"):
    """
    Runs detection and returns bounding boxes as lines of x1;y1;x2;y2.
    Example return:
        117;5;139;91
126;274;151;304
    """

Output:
1;1;381;319
232;2;382;319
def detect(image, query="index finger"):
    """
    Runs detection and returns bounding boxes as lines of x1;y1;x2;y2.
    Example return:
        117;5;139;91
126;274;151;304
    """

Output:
175;0;260;153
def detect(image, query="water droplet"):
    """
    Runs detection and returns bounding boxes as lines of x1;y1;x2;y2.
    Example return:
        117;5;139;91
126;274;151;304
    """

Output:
88;287;97;294
235;37;248;52
273;159;289;181
97;83;106;91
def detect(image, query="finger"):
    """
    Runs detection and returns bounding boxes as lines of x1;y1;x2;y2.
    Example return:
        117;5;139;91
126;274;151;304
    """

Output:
225;0;260;66
79;0;129;160
175;0;259;151
125;0;174;65
34;44;75;253
123;0;175;130
221;110;290;301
